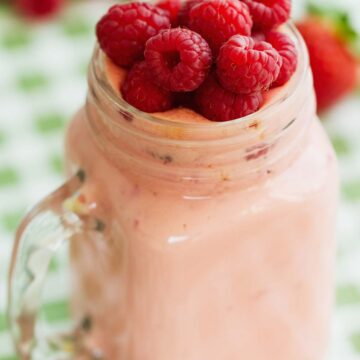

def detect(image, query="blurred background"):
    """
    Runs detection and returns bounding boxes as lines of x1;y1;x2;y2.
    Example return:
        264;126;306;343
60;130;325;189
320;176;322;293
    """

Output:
0;0;359;359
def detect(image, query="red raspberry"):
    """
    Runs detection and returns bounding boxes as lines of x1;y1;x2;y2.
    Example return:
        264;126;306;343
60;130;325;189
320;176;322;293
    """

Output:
121;61;174;113
188;0;253;55
195;74;264;121
216;35;282;94
15;0;63;18
178;0;202;26
96;3;171;67
145;28;212;92
242;0;291;30
265;31;298;87
157;0;182;26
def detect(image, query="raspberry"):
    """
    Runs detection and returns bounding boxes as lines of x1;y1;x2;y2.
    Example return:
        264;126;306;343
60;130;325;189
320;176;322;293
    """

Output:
195;74;264;121
188;0;253;55
242;0;291;30
145;28;212;92
265;31;297;87
15;0;63;18
96;3;171;67
157;0;182;26
121;61;174;113
216;35;282;94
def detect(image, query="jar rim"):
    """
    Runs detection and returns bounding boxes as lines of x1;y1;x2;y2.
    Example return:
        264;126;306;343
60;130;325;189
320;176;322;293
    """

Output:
91;22;309;132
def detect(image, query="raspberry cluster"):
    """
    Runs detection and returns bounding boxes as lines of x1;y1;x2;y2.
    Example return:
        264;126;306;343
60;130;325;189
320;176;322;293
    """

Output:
96;0;298;122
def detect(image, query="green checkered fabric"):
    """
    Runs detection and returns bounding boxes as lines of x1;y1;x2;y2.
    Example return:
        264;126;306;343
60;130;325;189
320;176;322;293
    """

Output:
0;1;360;359
0;2;109;359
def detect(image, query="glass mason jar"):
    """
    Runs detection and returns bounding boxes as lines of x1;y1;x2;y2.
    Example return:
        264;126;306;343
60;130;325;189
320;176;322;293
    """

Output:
8;24;338;360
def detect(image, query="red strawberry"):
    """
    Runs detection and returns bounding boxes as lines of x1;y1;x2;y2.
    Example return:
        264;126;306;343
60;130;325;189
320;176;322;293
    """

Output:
15;0;63;18
297;12;359;111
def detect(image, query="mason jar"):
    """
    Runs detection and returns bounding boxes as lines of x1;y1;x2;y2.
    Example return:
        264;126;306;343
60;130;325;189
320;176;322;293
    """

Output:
8;24;338;360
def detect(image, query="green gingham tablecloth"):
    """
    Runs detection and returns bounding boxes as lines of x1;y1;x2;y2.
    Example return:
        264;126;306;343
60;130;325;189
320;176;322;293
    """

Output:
0;1;360;359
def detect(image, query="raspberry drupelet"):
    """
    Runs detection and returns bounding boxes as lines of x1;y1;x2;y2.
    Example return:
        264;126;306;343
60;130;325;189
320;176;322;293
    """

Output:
121;61;175;113
188;0;253;55
195;73;264;122
217;35;282;95
242;0;291;31
145;28;212;92
96;3;171;67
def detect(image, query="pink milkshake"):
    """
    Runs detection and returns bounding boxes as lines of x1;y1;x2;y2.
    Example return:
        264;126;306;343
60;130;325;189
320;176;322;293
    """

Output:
63;25;338;359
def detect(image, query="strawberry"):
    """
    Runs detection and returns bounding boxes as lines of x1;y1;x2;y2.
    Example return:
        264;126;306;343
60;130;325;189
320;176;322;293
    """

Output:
296;6;359;111
15;0;64;19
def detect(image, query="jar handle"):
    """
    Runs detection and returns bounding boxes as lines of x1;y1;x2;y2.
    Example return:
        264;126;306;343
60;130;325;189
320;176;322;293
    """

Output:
7;170;105;360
